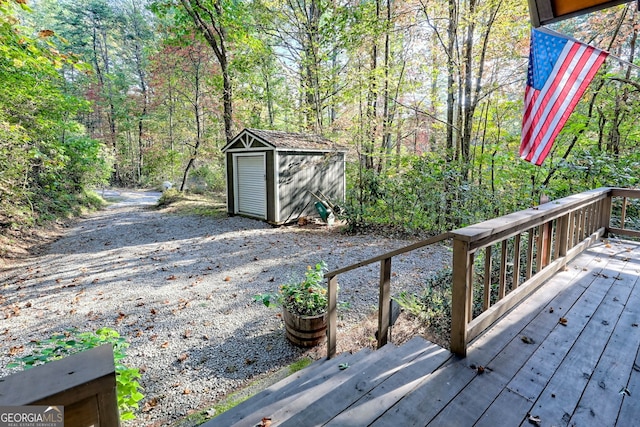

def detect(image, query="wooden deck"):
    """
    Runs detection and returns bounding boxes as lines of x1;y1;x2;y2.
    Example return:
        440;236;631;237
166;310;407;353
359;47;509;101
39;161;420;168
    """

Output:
207;237;640;426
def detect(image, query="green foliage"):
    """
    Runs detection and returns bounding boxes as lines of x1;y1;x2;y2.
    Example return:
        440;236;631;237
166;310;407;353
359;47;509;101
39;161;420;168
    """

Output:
344;153;535;235
394;268;453;338
254;262;329;316
156;187;183;207
0;1;110;228
7;327;144;421
189;164;226;193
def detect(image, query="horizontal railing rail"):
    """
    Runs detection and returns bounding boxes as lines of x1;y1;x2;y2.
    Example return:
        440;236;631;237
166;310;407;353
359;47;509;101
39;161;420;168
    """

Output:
325;233;452;358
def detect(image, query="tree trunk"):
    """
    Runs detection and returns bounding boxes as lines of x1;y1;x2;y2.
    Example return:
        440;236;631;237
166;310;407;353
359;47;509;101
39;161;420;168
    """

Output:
179;0;234;143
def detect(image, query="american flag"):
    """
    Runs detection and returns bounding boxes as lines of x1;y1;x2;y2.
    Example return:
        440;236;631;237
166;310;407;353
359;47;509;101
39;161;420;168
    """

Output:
520;28;608;166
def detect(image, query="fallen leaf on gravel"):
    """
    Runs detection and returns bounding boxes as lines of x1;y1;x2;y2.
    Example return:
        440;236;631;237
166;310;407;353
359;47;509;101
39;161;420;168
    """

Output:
178;353;188;362
149;334;158;341
9;345;23;356
224;276;231;282
115;312;126;324
161;341;169;348
150;308;157;315
183;330;191;338
136;302;145;307
142;397;158;412
183;389;191;395
166;275;177;280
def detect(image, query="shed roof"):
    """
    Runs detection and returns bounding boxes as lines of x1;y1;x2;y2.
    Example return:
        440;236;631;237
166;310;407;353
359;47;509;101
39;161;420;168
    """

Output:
222;128;347;152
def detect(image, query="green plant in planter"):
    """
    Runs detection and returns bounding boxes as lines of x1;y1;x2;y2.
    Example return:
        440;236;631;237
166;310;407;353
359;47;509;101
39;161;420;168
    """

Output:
255;261;328;316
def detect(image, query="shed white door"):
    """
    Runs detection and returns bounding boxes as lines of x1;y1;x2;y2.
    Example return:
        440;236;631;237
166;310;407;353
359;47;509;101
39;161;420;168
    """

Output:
234;154;267;219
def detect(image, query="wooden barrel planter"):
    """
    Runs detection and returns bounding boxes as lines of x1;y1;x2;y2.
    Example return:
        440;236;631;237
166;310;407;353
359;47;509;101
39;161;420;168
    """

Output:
282;309;327;347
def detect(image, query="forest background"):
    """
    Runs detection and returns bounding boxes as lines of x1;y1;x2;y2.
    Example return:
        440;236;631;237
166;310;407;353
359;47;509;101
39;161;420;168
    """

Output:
1;0;639;237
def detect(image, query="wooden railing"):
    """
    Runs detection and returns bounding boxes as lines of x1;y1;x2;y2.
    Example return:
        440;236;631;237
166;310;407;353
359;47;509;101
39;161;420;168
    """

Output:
325;233;452;359
0;344;120;426
450;187;639;356
326;187;640;359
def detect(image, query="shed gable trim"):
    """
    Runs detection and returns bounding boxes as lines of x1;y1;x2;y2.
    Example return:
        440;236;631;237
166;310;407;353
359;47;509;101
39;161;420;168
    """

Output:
222;129;276;152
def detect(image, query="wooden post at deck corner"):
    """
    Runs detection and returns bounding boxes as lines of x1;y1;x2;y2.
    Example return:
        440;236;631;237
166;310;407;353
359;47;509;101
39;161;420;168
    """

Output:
377;257;392;349
601;191;613;236
0;344;120;427
451;238;473;357
327;275;338;359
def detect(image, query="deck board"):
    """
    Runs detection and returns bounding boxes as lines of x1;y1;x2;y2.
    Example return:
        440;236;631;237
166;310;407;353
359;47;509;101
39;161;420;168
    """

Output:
567;267;640;427
208;240;640;426
479;256;616;425
434;251;605;427
516;253;636;427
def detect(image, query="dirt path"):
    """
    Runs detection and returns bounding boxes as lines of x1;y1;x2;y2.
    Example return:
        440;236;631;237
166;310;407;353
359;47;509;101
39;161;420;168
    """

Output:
0;190;450;426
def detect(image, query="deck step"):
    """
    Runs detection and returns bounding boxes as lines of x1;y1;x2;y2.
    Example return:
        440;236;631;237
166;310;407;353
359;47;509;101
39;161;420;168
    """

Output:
206;336;446;426
272;337;443;426
205;347;373;426
326;337;451;425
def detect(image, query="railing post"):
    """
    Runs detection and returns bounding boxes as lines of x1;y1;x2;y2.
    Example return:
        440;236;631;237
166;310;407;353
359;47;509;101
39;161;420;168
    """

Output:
499;241;508;300
327;274;337;359
601;192;613;236
557;214;569;257
539;221;552;268
483;246;492;311
513;234;522;289
377;257;392;349
620;197;628;230
451;237;473;357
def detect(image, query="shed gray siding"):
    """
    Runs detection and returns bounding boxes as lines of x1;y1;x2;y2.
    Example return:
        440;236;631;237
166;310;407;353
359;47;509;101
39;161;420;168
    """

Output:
277;151;345;222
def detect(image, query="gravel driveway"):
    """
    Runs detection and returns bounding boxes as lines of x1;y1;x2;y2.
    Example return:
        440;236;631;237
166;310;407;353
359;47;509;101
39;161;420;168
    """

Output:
0;190;450;426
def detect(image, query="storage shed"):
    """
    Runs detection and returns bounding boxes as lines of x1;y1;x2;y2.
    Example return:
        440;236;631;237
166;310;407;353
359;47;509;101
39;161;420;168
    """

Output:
222;128;347;224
